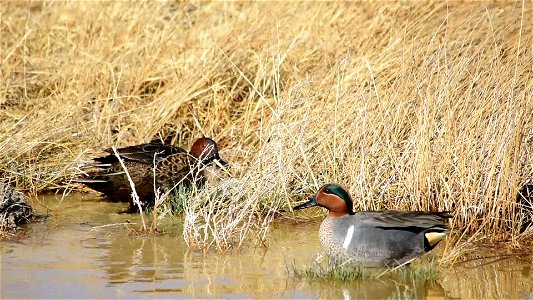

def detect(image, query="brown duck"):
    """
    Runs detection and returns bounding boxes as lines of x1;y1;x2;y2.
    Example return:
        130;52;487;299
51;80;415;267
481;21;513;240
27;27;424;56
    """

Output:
77;137;228;212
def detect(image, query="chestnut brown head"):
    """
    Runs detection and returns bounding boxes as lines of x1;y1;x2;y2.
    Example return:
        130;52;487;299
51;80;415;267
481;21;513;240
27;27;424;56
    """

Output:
189;137;228;167
293;183;355;218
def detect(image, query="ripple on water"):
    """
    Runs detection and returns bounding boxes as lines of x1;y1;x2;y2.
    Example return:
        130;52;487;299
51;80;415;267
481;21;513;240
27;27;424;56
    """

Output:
1;193;532;299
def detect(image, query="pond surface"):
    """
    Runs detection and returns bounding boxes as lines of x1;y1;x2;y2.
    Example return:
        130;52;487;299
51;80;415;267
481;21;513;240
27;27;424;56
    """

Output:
1;193;532;299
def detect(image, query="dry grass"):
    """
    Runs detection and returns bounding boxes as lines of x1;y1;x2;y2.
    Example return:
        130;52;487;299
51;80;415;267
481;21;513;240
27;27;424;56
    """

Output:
1;1;532;252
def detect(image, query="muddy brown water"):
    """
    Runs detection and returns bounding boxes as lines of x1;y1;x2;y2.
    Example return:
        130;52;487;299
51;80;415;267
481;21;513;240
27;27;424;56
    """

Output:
1;193;532;299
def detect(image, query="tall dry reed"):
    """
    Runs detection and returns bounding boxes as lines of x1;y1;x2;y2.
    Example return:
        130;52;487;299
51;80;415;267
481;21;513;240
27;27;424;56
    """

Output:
1;2;531;251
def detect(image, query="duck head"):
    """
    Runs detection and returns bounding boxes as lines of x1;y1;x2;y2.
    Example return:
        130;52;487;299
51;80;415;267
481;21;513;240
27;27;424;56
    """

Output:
293;183;355;217
190;137;229;168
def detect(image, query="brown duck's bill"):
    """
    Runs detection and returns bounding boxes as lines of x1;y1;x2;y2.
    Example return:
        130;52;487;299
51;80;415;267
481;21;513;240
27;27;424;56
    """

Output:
293;196;318;210
211;152;229;168
213;158;229;169
213;158;232;176
216;158;229;168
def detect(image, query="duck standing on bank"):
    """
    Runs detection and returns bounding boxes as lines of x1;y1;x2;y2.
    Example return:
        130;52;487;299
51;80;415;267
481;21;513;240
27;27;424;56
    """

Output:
293;183;452;267
77;137;228;212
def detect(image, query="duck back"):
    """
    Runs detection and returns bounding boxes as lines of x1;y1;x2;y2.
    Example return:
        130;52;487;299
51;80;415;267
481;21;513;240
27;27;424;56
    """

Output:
320;211;450;267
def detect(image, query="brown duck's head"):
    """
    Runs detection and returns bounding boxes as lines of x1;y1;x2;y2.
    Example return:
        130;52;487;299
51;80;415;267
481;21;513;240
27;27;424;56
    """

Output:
190;137;228;168
293;183;355;217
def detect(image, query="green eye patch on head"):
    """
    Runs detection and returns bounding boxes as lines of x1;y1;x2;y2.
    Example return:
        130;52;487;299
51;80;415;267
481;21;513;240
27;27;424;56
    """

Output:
323;183;354;215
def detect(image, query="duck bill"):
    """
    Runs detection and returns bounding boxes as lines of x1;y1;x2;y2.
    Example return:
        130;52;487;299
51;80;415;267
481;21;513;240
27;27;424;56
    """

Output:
215;158;229;168
213;158;231;176
293;196;318;211
213;158;229;169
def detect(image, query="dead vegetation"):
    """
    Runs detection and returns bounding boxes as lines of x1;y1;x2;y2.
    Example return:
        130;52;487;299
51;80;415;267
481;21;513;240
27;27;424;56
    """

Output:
1;1;531;253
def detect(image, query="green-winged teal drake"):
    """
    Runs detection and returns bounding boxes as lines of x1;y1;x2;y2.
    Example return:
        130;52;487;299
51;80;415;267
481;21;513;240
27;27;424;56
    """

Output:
78;137;228;212
293;183;452;267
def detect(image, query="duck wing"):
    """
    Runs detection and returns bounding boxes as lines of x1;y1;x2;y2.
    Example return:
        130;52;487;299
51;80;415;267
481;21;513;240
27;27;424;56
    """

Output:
94;139;187;165
357;210;451;231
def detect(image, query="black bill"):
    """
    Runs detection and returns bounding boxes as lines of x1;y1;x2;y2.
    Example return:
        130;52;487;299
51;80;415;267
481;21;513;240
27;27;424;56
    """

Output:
293;196;318;210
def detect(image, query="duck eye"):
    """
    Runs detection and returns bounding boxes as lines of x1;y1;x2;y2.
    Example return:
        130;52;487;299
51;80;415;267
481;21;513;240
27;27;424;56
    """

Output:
323;187;333;194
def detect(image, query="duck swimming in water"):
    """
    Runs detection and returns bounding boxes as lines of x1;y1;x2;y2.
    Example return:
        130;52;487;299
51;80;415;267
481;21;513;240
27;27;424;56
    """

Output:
293;183;452;267
78;137;228;212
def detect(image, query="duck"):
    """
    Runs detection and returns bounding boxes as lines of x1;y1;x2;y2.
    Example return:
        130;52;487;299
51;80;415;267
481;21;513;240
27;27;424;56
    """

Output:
0;181;34;230
293;183;452;267
77;137;228;212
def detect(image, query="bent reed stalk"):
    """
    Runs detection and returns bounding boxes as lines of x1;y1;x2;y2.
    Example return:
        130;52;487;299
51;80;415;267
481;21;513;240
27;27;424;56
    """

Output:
0;2;531;254
111;146;147;231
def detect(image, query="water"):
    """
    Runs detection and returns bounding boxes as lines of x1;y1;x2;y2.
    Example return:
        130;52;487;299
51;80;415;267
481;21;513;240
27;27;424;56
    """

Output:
1;193;532;299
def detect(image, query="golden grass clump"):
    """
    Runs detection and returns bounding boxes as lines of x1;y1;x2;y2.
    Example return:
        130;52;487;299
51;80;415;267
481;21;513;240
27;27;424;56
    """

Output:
1;2;532;248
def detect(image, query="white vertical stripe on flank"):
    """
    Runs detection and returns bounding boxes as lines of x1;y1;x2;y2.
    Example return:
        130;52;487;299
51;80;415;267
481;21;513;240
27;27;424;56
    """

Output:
343;225;355;250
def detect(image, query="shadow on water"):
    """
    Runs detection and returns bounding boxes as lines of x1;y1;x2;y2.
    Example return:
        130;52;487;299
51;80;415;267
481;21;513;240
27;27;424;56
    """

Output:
1;193;532;298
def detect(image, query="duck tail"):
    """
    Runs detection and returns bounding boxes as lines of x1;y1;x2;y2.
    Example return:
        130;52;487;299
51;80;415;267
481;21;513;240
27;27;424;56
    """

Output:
72;177;113;192
423;226;450;251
